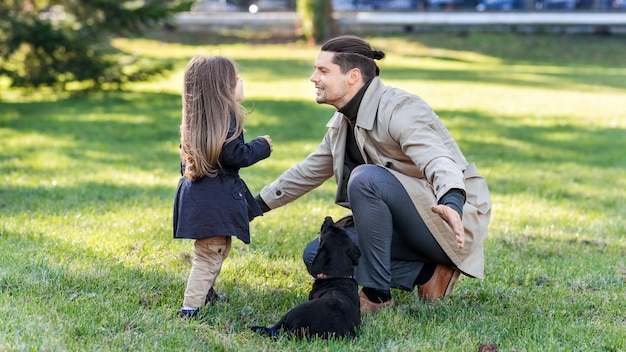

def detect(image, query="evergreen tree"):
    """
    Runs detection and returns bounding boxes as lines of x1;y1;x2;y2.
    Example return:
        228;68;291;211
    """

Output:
0;0;180;91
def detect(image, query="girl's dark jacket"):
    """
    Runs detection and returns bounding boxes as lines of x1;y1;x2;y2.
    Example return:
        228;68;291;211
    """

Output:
173;125;271;244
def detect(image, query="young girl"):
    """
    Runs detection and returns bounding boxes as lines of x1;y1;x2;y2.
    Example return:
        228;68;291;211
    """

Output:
173;56;272;317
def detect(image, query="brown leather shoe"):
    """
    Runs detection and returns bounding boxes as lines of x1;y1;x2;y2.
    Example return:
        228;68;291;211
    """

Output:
418;264;461;301
359;290;394;314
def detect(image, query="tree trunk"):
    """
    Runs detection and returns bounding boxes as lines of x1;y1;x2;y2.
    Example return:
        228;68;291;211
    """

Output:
298;0;336;44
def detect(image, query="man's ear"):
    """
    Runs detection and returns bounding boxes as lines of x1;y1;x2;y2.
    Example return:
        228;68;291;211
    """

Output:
348;68;362;85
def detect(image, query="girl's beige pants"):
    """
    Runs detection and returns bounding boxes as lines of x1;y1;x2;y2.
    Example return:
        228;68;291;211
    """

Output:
183;236;232;308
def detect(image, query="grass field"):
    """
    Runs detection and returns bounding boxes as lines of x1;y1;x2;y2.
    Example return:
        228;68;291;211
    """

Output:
1;31;625;351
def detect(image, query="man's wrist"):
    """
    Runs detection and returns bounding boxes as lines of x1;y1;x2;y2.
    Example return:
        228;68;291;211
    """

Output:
255;194;271;213
439;189;465;217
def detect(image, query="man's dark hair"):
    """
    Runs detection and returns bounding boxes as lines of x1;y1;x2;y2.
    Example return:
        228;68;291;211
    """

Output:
321;35;385;82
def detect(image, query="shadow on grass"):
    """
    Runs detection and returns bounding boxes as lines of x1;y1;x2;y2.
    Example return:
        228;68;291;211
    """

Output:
0;91;332;147
234;55;626;92
435;108;626;170
2;205;623;349
435;107;626;207
0;228;188;340
2;90;625;216
150;30;626;68
0;182;174;214
148;30;626;92
398;32;626;69
146;29;303;46
381;65;626;92
0;225;311;343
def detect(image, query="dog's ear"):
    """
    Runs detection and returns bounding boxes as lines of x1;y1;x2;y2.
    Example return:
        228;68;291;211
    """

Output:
347;244;360;266
320;216;334;239
309;246;327;277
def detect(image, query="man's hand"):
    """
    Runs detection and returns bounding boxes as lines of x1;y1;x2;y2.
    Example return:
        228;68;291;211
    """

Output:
431;204;465;249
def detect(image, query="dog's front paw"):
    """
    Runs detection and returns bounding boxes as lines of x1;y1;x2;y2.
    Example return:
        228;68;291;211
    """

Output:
250;326;280;339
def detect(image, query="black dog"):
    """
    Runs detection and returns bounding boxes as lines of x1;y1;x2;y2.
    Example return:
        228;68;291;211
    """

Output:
251;216;361;339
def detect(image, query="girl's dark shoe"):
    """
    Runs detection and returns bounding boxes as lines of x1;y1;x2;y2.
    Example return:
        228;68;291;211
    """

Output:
205;287;228;304
179;308;199;318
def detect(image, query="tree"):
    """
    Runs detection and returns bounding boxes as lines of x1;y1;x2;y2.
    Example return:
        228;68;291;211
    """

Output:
297;0;336;44
0;0;182;91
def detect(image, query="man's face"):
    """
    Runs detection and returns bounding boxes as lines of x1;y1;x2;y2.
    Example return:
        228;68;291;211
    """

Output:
310;51;352;110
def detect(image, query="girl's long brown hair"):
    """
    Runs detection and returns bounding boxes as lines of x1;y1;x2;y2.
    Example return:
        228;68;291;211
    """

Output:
180;56;244;181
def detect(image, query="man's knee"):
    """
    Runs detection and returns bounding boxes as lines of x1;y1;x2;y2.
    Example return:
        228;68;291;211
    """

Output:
347;164;380;194
302;238;319;276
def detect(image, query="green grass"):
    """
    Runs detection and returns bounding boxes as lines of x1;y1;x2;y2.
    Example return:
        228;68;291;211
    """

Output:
1;31;625;351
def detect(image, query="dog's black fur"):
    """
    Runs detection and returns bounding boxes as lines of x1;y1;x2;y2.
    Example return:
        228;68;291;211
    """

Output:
251;216;361;339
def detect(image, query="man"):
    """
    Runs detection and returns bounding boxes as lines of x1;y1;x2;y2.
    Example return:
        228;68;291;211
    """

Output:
255;35;491;314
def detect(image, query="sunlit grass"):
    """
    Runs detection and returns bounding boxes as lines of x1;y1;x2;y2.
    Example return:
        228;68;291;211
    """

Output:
1;31;625;351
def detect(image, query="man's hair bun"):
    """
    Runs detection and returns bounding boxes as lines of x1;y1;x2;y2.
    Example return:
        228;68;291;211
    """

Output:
372;50;385;60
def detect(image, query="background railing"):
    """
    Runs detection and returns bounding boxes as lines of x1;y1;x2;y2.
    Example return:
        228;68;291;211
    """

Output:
190;0;626;13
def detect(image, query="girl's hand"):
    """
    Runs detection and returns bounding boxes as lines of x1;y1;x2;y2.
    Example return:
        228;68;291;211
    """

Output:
262;135;273;151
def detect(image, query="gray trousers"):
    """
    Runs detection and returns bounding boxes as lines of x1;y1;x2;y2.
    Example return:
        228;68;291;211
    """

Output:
303;165;452;291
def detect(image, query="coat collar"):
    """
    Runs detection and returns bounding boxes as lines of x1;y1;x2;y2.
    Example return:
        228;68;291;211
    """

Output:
356;77;386;131
325;77;386;130
338;78;373;124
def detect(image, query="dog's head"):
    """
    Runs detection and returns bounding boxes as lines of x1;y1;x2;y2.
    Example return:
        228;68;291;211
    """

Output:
309;216;361;278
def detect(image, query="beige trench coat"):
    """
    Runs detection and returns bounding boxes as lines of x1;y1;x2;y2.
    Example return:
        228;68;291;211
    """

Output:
260;78;491;278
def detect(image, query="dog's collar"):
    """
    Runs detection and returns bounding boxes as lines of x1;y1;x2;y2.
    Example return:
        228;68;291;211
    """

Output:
316;273;353;280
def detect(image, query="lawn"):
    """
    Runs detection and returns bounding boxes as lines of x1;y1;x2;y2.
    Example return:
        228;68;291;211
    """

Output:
1;31;625;351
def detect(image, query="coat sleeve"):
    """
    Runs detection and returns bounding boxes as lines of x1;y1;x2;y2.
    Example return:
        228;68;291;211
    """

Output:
259;131;335;210
221;133;271;168
387;98;465;201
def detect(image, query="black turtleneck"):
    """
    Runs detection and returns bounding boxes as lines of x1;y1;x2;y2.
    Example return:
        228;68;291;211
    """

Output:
335;80;372;204
339;79;373;165
338;78;372;125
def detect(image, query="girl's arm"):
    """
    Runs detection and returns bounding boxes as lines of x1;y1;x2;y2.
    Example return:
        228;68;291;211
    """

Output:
221;133;271;168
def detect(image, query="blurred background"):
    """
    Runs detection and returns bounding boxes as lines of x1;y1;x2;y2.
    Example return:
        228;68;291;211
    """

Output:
189;0;626;12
